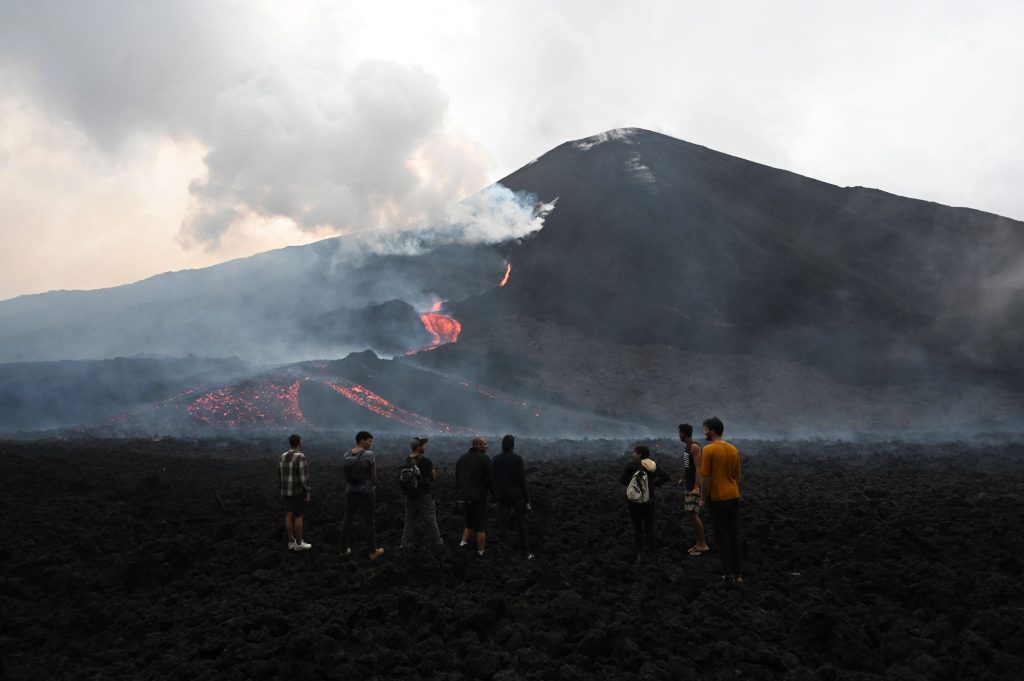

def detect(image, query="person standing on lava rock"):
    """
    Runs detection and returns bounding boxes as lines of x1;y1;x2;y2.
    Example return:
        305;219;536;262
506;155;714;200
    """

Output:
399;437;444;550
279;433;312;551
676;423;710;557
620;444;671;557
456;436;495;556
340;431;385;561
699;417;743;583
492;433;533;560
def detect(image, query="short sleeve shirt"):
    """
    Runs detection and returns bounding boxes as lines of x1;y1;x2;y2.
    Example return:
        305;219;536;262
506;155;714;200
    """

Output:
699;441;741;501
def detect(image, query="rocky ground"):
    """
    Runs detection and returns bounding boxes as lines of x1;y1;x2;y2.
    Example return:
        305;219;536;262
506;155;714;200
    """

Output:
1;436;1022;680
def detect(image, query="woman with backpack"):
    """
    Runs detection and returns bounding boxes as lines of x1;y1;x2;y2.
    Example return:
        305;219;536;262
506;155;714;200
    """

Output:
620;444;670;557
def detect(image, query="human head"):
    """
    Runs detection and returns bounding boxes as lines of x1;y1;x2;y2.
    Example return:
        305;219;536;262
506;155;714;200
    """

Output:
288;433;301;449
410;437;428;453
633;444;650;459
678;423;693;440
355;431;374;447
501;434;515;452
702;417;724;440
472;436;488;451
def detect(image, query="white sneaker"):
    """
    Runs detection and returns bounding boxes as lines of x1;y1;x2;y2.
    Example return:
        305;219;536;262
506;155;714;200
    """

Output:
526;553;535;560
293;541;312;551
288;540;297;551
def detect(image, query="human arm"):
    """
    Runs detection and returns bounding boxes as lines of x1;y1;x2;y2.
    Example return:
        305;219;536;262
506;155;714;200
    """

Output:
517;456;530;504
699;447;712;504
300;455;311;500
691;444;702;494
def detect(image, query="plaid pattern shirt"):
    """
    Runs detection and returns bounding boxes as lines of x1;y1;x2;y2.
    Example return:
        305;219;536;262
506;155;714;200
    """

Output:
279;449;310;498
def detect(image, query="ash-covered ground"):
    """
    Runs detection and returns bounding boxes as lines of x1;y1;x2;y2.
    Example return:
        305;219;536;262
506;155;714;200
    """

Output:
1;436;1022;680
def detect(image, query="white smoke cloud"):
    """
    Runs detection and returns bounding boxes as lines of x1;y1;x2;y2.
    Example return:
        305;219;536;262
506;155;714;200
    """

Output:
334;184;557;261
0;1;494;254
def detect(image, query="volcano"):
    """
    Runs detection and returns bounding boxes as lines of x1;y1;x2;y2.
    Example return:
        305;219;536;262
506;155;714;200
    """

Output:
2;128;1023;435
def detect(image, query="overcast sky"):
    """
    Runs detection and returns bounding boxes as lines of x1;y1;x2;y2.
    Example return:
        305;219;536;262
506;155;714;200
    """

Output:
1;1;1022;301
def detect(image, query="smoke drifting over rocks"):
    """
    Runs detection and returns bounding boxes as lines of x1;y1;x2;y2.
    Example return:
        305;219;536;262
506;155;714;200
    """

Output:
2;128;1024;437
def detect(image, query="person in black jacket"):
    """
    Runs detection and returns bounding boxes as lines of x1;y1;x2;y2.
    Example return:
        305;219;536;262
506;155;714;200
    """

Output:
492;434;533;560
619;444;671;557
455;436;494;556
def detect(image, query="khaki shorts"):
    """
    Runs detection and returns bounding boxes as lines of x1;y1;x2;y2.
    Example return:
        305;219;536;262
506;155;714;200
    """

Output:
684;491;702;513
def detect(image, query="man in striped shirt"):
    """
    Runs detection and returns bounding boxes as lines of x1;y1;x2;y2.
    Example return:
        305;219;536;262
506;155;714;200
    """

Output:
279;433;312;551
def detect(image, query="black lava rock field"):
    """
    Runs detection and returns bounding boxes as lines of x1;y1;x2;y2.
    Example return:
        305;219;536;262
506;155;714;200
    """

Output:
1;437;1022;680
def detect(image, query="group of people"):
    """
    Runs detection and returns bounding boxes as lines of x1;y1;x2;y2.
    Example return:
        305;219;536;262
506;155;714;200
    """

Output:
277;416;743;581
277;431;533;561
618;417;743;582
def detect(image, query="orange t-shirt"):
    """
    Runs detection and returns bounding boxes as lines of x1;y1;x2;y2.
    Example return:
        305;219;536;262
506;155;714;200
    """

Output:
699;440;741;501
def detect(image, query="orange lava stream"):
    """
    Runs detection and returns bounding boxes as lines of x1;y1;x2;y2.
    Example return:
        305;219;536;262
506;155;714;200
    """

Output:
499;262;512;287
186;379;309;426
323;381;465;433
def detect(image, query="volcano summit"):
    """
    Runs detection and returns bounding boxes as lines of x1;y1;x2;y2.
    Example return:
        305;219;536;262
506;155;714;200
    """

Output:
2;129;1022;436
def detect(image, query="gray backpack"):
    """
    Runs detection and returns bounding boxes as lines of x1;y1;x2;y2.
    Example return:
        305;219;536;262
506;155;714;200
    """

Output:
626;468;649;503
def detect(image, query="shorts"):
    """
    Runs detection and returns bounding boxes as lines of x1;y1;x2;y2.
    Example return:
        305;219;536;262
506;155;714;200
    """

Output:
684;491;702;513
283;495;306;516
463;500;486;531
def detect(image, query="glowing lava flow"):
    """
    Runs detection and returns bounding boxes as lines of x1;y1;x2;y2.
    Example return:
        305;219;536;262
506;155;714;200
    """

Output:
499;262;512;287
408;300;462;354
186;379;308;426
323;381;466;433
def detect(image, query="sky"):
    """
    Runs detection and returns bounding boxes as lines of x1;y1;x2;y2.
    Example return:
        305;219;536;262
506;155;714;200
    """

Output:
1;0;1023;301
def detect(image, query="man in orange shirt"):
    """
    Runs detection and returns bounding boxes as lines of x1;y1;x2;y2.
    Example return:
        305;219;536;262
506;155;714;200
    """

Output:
699;416;743;582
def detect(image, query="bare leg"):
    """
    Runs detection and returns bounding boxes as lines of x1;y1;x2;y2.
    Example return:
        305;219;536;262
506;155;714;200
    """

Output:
285;512;295;542
690;512;708;551
462;528;471;544
477;531;486;553
294;515;304;543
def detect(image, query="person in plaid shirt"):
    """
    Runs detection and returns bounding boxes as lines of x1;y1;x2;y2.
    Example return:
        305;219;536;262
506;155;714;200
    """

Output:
279;433;312;551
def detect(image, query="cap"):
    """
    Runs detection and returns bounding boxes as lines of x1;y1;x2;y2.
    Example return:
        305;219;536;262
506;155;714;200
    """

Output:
410;437;429;448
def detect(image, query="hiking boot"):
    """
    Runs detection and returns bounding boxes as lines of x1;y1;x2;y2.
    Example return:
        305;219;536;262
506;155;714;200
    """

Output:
293;541;312;551
369;548;385;561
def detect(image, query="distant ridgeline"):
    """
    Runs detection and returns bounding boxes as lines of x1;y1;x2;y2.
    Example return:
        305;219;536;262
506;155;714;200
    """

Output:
1;128;1022;436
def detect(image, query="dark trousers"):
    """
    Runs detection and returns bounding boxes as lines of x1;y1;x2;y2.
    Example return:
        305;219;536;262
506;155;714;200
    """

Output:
628;501;656;552
710;498;742;577
340;493;375;553
498;499;529;551
401;493;442;547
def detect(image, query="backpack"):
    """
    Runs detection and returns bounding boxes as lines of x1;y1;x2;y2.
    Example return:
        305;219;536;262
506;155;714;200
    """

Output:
398;457;421;496
345;450;369;484
626;468;649;503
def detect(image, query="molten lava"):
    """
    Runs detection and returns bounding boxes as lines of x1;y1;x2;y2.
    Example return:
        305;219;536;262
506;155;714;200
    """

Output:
186;379;308;426
407;300;462;354
323;381;466;433
499;262;512;287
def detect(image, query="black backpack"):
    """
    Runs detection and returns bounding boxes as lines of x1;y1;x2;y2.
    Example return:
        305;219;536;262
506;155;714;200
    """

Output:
345;450;369;484
398;457;421;496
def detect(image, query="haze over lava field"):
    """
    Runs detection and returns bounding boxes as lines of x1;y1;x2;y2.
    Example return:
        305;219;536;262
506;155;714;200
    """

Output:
1;436;1022;680
1;128;1023;436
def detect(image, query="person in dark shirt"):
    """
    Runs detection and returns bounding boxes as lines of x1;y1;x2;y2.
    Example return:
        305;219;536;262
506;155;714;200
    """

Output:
455;436;494;556
340;431;385;561
492;434;533;560
400;437;443;549
619;444;671;557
